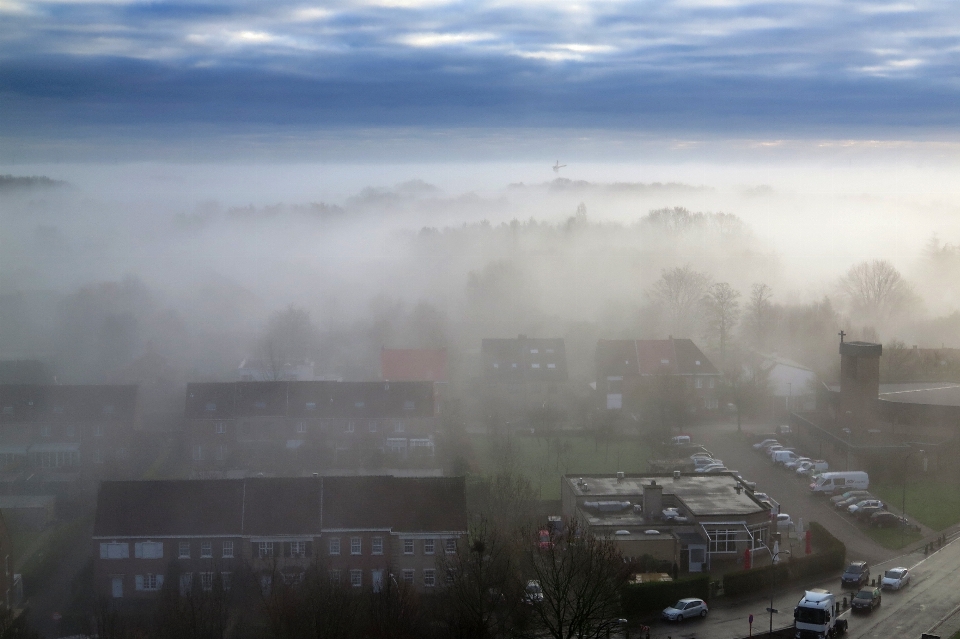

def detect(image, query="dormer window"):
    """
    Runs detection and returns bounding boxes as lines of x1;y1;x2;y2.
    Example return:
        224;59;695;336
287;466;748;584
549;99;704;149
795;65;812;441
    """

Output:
404;400;415;410
254;401;267;410
205;402;217;412
305;402;316;410
355;402;365;408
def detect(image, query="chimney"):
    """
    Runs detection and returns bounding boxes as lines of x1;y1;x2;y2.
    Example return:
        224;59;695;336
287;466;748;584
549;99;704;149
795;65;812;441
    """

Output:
642;480;663;518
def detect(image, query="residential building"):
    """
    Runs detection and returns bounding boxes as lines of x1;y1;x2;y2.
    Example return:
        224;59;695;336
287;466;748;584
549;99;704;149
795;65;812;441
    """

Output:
561;473;771;573
595;338;720;414
480;336;569;421
380;348;447;384
761;355;818;415
238;358;316;382
184;381;440;473
0;385;138;480
92;476;466;602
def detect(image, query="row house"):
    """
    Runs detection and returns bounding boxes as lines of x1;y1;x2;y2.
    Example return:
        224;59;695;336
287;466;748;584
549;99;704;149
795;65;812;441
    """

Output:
0;385;138;479
480;336;570;423
92;475;467;601
184;381;439;472
596;339;721;416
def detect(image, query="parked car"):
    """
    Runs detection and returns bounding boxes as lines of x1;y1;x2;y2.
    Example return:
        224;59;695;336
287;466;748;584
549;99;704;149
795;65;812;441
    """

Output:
690;452;713;461
848;499;884;515
696;464;726;473
797;460;829;476
753;438;779;450
703;466;730;474
777;424;792;435
855;505;886;521
693;457;721;469
772;450;801;465
776;513;793;530
669;435;692;446
523;580;544;604
836;494;874;510
661;598;708;621
810;471;869;495
784;456;810;470
764;444;785;455
871;511;909;529
842;561;870;590
851;587;881;612
881;568;910;590
831;490;871;505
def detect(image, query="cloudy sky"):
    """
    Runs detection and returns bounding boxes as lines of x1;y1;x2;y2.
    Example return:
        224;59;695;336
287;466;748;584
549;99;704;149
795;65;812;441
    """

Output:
2;0;960;160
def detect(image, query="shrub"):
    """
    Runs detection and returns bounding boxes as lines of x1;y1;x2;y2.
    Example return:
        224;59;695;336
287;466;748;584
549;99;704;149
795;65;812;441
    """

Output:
620;574;710;616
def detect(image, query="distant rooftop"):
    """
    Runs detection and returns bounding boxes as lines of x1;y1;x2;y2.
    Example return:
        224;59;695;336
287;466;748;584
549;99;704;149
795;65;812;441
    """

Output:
824;382;960;408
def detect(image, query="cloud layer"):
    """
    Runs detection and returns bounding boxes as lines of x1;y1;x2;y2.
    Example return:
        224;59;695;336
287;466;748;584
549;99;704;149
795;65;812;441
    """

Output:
2;0;960;154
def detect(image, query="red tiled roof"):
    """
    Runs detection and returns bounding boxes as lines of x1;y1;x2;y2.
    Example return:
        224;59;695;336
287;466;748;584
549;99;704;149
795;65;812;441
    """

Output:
381;348;447;382
596;339;719;378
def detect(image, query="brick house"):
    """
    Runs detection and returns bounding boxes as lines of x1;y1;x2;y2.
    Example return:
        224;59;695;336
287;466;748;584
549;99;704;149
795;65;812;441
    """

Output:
480;336;569;422
0;385;138;479
596;339;721;416
183;381;439;473
92;476;467;602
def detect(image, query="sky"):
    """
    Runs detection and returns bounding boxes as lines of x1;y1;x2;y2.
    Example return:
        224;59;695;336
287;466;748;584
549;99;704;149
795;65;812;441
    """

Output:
3;0;960;161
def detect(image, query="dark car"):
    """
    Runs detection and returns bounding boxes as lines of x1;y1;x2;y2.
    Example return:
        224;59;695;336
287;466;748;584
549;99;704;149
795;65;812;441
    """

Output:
851;587;882;612
871;511;908;528
856;505;886;521
842;561;870;589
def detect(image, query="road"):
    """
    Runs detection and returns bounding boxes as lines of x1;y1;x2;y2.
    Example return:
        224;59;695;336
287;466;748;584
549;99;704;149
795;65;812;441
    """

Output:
636;421;960;639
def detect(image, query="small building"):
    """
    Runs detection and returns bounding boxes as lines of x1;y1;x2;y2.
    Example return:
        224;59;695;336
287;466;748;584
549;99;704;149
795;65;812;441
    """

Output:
762;356;818;414
561;473;771;573
92;476;467;602
0;495;56;530
595;339;720;414
0;385;138;480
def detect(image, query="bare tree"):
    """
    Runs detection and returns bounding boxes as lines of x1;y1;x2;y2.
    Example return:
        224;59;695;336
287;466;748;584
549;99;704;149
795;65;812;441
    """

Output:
840;260;916;323
703;282;741;362
649;265;711;337
745;283;774;349
523;525;626;639
256;305;319;380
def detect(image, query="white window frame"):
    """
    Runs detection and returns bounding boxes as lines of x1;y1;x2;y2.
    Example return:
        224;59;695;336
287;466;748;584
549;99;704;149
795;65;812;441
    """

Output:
216;422;225;434
423;539;435;555
258;541;274;558
297;422;306;433
222;540;234;558
695;377;703;389
134;541;163;559
291;541;307;558
445;538;457;554
350;537;361;555
350;569;362;588
403;539;414;555
423;569;436;587
200;572;214;591
100;542;130;559
329;538;341;555
200;541;212;558
402;569;415;585
372;537;383;555
221;572;232;591
179;542;190;559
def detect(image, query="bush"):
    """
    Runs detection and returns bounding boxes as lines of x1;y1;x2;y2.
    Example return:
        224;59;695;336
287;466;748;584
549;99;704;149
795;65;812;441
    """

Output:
620;574;710;617
722;522;846;598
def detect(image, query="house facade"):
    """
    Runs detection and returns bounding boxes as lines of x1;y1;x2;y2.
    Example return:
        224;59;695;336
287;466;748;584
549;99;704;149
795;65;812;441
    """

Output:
0;385;138;480
595;339;721;416
480;336;569;422
92;476;467;602
184;381;439;473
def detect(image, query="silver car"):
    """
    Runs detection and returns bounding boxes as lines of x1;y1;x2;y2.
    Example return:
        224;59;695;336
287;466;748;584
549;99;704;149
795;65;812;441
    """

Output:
662;598;708;621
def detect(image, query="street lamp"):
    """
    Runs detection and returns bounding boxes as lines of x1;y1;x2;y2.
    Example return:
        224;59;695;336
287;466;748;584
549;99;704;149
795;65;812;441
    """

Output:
768;547;791;635
902;448;925;548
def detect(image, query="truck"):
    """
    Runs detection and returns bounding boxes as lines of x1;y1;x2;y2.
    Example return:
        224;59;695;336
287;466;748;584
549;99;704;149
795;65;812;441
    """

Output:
794;589;847;638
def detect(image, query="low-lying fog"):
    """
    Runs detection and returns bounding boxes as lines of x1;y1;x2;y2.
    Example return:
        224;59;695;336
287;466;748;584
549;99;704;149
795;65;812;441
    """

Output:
4;151;960;386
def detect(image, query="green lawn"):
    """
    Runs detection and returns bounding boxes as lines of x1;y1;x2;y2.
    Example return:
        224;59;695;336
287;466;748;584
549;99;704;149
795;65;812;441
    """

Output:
870;480;960;532
468;432;651;500
862;525;924;550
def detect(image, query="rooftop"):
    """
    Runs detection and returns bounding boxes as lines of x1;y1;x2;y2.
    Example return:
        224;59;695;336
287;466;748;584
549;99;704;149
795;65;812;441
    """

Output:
595;339;719;377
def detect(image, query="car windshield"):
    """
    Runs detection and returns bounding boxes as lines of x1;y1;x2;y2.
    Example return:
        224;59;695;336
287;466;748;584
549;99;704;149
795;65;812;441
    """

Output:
794;608;826;624
672;601;687;609
846;565;864;574
885;570;904;579
855;590;873;599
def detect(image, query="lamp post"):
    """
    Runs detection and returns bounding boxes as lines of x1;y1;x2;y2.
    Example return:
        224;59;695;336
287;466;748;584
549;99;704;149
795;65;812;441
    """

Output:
902;448;925;548
767;547;791;634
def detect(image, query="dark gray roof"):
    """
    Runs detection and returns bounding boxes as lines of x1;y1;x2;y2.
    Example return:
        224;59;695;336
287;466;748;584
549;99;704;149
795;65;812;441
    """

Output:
0;385;138;423
94;476;467;537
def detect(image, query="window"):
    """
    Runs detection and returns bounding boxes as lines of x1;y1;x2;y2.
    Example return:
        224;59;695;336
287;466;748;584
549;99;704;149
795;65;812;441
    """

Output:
695;377;703;389
329;569;341;583
709;378;715;389
547;363;556;369
350;569;362;588
66;425;75;437
201;541;212;558
103;404;114;415
751;526;768;550
329;538;341;555
95;424;103;437
254;401;267;410
445;538;457;554
369;421;377;433
221;572;232;591
355;401;365;408
395;420;405;433
222;541;234;558
40;425;50;437
94;449;103;464
216;422;225;434
134;542;163;559
530;348;539;354
403;400;415;410
306;402;317;410
179;573;193;596
100;543;130;559
708;529;738;553
424;539;435;555
260;574;272;595
200;572;214;591
136;574;162;591
350;537;361;555
402;569;415;585
290;541;307;558
216;444;227;461
372;537;383;555
258;542;274;558
205;402;217;412
179;542;191;559
347;422;355;433
192;445;203;461
297;422;306;433
531;363;540;369
403;539;414;555
423;569;436;587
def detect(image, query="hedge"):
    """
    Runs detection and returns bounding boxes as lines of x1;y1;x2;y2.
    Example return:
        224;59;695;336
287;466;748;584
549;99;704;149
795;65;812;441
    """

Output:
722;522;846;599
620;574;710;617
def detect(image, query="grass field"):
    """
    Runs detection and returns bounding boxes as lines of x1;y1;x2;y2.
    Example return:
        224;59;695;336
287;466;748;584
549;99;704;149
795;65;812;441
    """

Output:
870;480;960;532
862;525;924;550
468;432;652;500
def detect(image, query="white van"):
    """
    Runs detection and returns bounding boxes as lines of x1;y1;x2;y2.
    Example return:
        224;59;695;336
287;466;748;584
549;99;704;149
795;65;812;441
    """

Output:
810;471;869;495
772;450;800;465
669;435;691;446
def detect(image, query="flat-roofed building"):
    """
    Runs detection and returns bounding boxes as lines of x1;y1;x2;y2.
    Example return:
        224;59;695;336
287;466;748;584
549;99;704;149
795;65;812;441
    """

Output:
561;473;771;573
